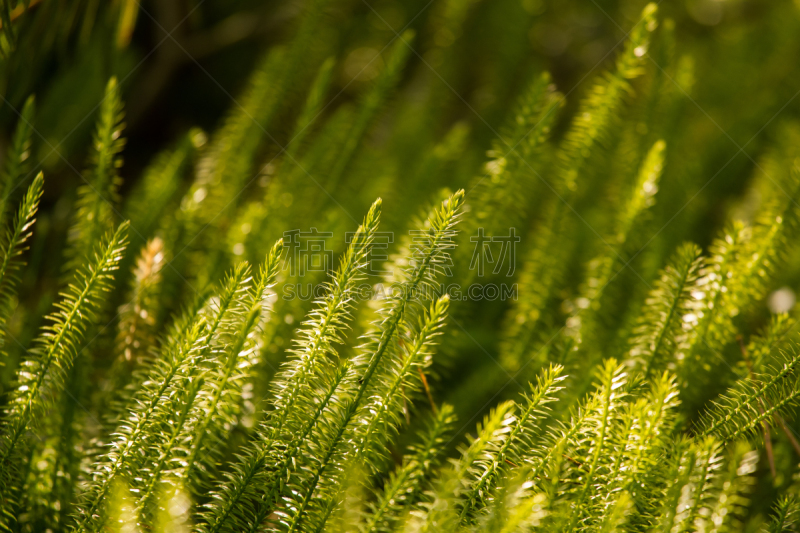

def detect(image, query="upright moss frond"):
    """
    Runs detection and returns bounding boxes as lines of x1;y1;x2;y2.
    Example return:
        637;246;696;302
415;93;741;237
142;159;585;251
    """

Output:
562;360;629;531
666;437;723;533
198;200;381;533
470;472;548;533
269;192;464;532
459;364;564;523
0;221;129;521
698;341;800;442
362;405;456;533
745;313;798;375
563;140;667;358
763;496;800;533
104;237;166;402
136;375;205;522
680;160;800;396
556;4;658;193
525;377;608;487
6;2;800;529
406;401;517;533
500;5;658;371
699;442;756;533
269;199;381;433
677;223;746;388
596;372;680;531
734;163;800;304
628;243;704;378
355;295;451;466
653;437;696;533
0;172;43;353
460;72;563;280
0;95;35;225
66;77;125;270
286;57;336;160
183;239;284;487
74;320;207;533
76;263;251;531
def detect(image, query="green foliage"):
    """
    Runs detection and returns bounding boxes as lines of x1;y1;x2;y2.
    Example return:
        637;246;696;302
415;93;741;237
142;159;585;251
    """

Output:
0;172;42;354
3;0;800;531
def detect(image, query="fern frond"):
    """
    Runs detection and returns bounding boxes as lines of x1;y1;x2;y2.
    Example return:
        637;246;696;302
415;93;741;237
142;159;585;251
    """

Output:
0;172;43;353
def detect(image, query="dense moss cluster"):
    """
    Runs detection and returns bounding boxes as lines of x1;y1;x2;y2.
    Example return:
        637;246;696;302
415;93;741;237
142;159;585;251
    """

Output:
1;0;800;531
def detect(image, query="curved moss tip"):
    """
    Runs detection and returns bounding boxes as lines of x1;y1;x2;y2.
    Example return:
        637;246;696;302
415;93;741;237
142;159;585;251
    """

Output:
452;189;466;205
365;198;382;225
272;238;285;256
